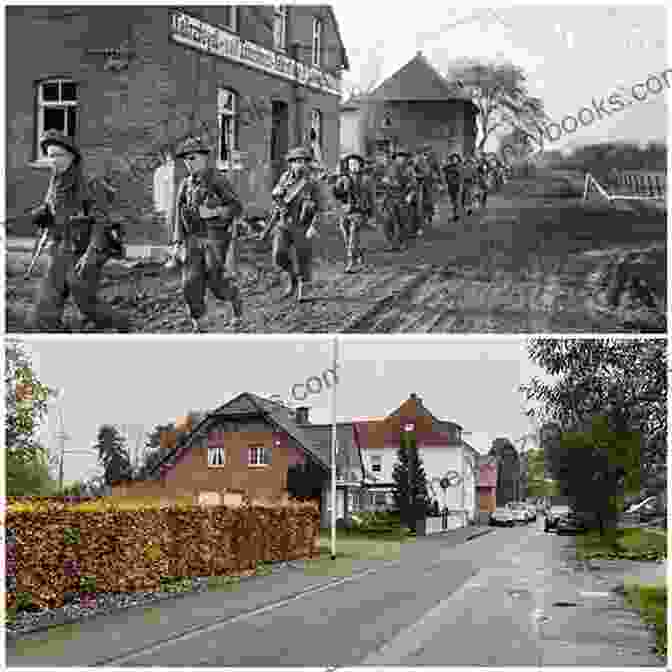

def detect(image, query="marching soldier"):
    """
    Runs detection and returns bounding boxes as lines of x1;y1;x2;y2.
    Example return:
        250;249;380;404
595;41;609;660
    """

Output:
29;130;129;332
477;154;491;208
380;147;417;250
263;146;322;302
443;153;463;222
414;145;444;234
461;155;479;216
332;153;375;273
173;137;244;332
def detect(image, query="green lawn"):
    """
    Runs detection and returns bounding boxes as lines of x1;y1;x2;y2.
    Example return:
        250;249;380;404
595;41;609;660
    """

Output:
297;532;415;578
624;582;667;659
575;528;667;562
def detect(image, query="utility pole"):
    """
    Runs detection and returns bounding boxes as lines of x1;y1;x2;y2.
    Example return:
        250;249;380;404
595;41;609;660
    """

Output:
56;393;70;492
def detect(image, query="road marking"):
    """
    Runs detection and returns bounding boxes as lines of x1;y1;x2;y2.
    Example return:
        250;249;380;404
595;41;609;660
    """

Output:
94;563;399;666
579;591;611;598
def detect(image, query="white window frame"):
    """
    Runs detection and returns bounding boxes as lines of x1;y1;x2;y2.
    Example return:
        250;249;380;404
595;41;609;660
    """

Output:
223;6;238;32
370;455;382;473
208;445;226;467
217;88;238;170
310;109;322;149
249;445;271;467
312;17;323;67
273;6;287;51
36;79;78;161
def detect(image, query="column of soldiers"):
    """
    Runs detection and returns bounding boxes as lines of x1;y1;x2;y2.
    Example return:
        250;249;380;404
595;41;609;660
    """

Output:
21;131;507;333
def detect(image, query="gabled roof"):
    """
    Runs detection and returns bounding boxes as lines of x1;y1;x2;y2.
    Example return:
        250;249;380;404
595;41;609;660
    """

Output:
369;51;473;103
147;392;331;478
326;6;350;71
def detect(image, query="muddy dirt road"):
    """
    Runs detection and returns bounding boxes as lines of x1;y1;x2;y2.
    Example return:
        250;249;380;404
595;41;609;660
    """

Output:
6;176;666;333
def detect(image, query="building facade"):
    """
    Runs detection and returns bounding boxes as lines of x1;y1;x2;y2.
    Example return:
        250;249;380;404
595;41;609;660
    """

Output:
6;6;348;240
477;455;498;520
351;393;479;524
340;52;478;160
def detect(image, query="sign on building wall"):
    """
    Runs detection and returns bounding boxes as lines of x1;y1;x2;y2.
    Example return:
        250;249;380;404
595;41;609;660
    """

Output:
170;11;341;96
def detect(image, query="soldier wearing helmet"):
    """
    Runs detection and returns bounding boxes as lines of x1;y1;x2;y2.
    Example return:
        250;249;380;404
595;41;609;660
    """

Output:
332;152;375;273
265;146;323;302
28;129;129;332
172;137;244;332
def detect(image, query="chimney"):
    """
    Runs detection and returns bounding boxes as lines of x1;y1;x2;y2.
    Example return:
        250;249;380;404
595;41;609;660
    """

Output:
295;407;310;425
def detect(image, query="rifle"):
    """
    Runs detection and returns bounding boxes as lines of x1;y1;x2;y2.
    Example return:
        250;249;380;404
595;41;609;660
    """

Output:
259;176;310;241
24;227;50;279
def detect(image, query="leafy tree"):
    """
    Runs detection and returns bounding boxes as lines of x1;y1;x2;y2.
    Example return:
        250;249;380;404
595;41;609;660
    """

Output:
547;416;641;535
94;425;132;486
136;410;206;480
522;339;666;481
392;430;431;528
444;59;547;153
5;340;59;495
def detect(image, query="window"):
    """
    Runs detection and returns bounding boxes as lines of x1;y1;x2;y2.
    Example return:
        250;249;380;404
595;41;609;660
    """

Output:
36;79;78;159
249;445;271;466
312;17;323;67
217;88;238;169
310;109;322;151
370;455;382;473
223;6;238;32
273;6;287;51
208;445;226;467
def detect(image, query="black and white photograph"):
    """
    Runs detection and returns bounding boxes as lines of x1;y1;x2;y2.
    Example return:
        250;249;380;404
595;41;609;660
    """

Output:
4;4;667;333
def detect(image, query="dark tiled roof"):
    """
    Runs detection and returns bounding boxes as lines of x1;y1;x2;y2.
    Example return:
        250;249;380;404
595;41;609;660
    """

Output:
147;393;331;479
300;423;362;475
369;52;474;103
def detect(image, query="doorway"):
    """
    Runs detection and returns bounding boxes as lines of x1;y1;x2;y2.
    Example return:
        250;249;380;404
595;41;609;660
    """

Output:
270;100;289;185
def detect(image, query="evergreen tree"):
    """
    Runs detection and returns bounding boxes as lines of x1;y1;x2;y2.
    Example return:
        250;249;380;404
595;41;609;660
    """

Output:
94;424;132;486
392;429;431;528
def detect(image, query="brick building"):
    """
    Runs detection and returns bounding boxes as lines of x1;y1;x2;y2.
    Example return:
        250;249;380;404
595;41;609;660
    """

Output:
6;6;348;241
339;51;478;160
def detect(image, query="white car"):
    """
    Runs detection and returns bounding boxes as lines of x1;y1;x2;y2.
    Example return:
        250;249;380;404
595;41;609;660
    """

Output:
511;507;528;524
489;507;515;527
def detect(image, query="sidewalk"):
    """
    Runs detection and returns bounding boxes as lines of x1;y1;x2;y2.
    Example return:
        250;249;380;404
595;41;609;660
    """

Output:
7;525;488;667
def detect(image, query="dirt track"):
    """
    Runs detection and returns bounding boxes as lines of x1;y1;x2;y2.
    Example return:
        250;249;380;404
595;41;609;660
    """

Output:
6;175;666;333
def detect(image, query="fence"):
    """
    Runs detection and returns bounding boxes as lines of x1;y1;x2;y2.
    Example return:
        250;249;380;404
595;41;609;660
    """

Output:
426;510;468;535
585;170;667;204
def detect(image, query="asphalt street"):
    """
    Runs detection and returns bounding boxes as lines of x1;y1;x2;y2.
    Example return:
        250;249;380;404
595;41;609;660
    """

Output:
7;520;663;667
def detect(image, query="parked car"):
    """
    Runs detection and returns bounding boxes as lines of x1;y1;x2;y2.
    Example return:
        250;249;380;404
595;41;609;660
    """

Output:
524;504;537;521
511;506;528;525
489;507;515;527
556;512;589;535
544;505;571;532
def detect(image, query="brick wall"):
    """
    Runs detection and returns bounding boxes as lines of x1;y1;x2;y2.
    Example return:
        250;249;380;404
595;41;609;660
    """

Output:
6;6;343;242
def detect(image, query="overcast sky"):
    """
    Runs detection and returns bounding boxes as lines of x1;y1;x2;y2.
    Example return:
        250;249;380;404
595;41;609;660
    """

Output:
21;337;551;485
334;2;667;149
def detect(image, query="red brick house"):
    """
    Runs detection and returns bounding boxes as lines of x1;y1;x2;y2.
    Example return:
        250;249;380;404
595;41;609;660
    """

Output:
6;5;348;240
112;393;364;528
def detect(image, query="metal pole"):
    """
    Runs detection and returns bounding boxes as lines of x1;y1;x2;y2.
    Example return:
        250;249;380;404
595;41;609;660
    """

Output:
330;336;338;560
461;443;466;526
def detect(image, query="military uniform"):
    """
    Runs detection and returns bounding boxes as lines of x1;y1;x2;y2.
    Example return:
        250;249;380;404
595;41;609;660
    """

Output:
443;154;463;221
174;138;243;331
381;149;417;250
413;146;443;232
461;159;479;215
29;130;129;332
269;146;323;300
332;153;375;272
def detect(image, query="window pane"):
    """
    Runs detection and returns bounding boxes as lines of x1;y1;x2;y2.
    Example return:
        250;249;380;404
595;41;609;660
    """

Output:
42;82;60;102
67;107;77;137
44;107;66;133
61;82;77;102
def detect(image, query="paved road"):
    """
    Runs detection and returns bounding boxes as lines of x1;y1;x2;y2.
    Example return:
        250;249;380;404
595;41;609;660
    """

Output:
6;175;665;333
7;522;662;667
